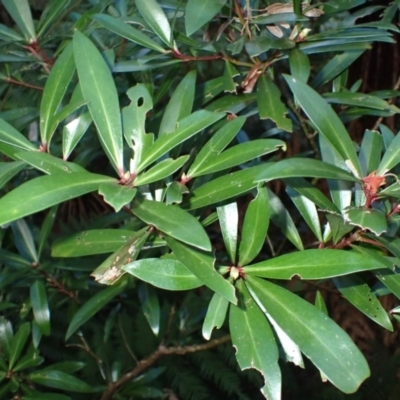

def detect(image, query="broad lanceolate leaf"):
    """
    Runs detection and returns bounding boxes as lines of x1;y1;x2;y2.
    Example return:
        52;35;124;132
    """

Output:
217;202;238;264
137;110;224;172
186;117;246;178
257;74;292;132
284;75;362;177
333;275;393;331
0;118;37;159
159;70;196;135
185;0;227;36
165;236;236;304
28;370;94;393
358;129;382;175
288;48;310;83
230;279;281;400
52;229;138;257
131;197;211;251
73;31;124;176
244;249;385;279
246;276;370;393
98;182;137;212
377;129;400;174
138;283;160;335
0;172;114;226
238;185;269;266
135;0;174;48
40;43;75;148
30;280;51;336
92;14;166;53
2;0;36;42
202;293;229;340
11;218;38;263
9;322;30;369
345;207;387;236
65;282;126;340
0;161;25;189
123;258;202;290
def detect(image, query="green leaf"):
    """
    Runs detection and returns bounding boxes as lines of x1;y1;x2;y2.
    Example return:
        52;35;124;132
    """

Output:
0;161;25;189
257;158;359;183
65;282;126;340
38;205;58;258
63;112;92;161
73;31;124;176
0;317;13;359
137;110;224;172
323;92;398;111
202;293;229;340
0;172;114;226
0;118;37;159
186;117;245;178
238;185;269;266
91;227;151;285
28;370;94;393
246;276;370;393
288;48;310;83
98;182;137;212
21;392;71;400
52;229;139;257
136;0;174;48
286;186;322;242
0;23;23;41
185;0;226;36
123;257;202;290
37;0;71;38
217;202;238;264
222;61;240;92
230;279;281;400
377;130;400;174
257;74;292;132
132;197;211;251
30;280;51;336
13;351;44;372
134;156;189;186
244;249;384;279
2;0;36;41
16;151;86;175
358;129;382;175
40;43;76;148
165;236;236;304
159;70;196;135
333;275;393;331
345;207;387;236
138;284;160;335
11;218;38;263
9;322;30;369
268;188;304;251
92;14;166;53
284;75;362;177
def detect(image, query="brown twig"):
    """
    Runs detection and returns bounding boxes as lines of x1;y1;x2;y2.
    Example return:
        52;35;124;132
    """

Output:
100;335;231;400
4;77;43;91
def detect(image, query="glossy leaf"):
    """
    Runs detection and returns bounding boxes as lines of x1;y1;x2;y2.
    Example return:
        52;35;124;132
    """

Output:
286;186;322;242
289;48;310;83
324;92;398;111
38;205;58;259
63;111;92;161
16;151;85;175
284;75;362;177
377;129;400;174
345;207;387;236
9;322;30;369
0;118;37;159
40;43;76;148
2;0;36;42
246;276;370;393
0;161;25;189
138;283;160;335
238;185;269;266
52;229;138;257
230;279;281;400
137;110;224;172
333;275;393;331
91;227;151;285
123;257;202;290
159;70;196;135
165;236;236;304
257;74;292;132
28;370;94;393
358;129;382;175
0;172;114;226
0;318;13;359
65;282;126;340
186;117;245;178
92;14;165;53
217;202;238;264
37;0;71;38
98;182;137;212
202;293;229;340
13;351;43;372
244;249;384;279
30;280;50;336
11;218;38;263
134;156;189;186
132;197;211;251
73;31;124;176
136;0;174;48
